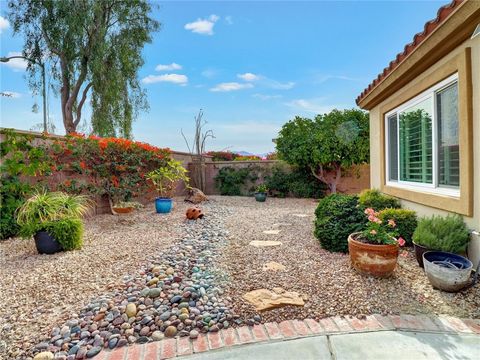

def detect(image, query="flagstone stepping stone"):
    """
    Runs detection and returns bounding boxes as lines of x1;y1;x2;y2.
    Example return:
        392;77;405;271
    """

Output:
292;213;310;217
263;229;281;235
243;287;305;311
262;261;286;271
249;240;282;247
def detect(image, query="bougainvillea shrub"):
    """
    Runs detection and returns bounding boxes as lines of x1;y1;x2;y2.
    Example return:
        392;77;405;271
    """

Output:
206;151;239;161
49;133;171;204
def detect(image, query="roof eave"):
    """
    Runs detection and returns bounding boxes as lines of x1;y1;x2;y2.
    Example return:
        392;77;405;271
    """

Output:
357;0;480;110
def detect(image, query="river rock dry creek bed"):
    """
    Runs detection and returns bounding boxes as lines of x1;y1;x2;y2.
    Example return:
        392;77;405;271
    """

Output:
1;196;479;359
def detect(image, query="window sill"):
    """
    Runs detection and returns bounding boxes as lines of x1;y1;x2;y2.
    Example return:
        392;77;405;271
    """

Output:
385;182;460;198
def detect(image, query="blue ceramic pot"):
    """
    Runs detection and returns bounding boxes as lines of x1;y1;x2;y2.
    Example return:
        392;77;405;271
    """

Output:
254;192;267;202
155;197;173;213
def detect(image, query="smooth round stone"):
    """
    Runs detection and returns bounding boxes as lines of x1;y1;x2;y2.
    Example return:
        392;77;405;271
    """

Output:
178;303;190;309
33;352;54;360
86;347;102;358
189;330;199;339
182;291;191;298
160;311;171;321
166;268;175;275
209;325;219;332
140;288;150;297
151;331;164;341
170;296;182;304
165;326;177;337
148;289;161;298
137;336;149;344
179;314;189;321
108;338;118;349
117;339;128;347
68;345;79;355
140;326;150;336
125;303;137;318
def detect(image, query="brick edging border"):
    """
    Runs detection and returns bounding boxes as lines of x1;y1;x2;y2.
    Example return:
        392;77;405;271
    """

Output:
87;314;480;359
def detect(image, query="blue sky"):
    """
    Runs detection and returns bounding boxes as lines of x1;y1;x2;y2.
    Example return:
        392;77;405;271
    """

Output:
1;0;447;153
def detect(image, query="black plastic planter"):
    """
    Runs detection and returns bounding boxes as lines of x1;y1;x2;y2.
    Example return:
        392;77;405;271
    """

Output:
413;241;430;268
34;231;63;254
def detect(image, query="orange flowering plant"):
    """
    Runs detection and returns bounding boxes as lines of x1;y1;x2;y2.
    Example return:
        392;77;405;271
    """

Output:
361;208;405;246
50;133;171;205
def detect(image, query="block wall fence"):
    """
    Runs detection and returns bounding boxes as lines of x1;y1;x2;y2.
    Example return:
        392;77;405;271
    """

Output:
1;129;370;215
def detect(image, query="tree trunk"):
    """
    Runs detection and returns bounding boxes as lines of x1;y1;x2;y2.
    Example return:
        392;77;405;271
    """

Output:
310;163;342;194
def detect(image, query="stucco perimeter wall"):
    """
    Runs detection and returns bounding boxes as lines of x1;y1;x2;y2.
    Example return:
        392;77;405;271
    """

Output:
0;129;196;214
203;160;370;196
369;35;480;267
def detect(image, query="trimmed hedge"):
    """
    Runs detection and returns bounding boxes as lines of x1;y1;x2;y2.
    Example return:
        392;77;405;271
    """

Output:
314;194;365;253
358;189;400;211
379;208;417;245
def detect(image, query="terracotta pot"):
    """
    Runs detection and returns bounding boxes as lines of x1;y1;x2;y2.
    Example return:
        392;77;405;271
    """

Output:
112;206;134;214
348;232;399;278
186;207;204;220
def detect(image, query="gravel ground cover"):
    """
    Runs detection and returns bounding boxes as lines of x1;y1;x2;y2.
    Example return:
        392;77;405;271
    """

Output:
219;196;480;322
0;200;189;359
1;196;479;360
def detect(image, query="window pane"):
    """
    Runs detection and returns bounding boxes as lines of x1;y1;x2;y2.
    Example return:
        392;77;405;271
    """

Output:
437;82;459;187
399;97;433;183
388;114;398;181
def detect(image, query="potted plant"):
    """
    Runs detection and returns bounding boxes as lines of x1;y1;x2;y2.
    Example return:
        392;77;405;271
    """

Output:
146;159;189;214
412;215;470;267
254;184;268;202
348;207;406;277
16;191;92;254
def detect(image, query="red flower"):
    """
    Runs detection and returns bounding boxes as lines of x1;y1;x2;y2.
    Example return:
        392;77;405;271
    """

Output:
79;161;87;169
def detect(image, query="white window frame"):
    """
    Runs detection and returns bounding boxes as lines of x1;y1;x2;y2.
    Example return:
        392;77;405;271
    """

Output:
384;73;460;198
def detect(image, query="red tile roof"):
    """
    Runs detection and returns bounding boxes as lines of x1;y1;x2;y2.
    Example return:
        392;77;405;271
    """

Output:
356;0;464;105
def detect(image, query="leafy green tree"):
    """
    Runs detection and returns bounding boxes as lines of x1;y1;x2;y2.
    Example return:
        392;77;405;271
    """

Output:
8;0;159;137
276;109;369;193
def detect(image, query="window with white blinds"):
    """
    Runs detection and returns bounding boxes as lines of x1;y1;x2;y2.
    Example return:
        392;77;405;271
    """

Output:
385;74;459;196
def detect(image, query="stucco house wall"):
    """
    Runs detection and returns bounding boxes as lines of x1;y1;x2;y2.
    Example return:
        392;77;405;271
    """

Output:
360;1;480;267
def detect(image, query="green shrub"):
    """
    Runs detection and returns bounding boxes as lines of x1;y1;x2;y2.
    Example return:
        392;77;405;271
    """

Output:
412;215;470;253
17;191;92;251
214;167;256;195
265;165;327;198
0;177;32;239
43;218;84;250
379;208;417;245
358;189;400;211
314;194;365;253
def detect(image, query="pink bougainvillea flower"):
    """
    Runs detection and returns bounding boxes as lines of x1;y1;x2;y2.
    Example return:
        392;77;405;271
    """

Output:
370;229;377;235
364;208;375;215
388;219;396;227
397;237;406;247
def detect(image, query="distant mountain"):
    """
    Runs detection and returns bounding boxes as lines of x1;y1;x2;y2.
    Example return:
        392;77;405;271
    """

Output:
234;151;254;156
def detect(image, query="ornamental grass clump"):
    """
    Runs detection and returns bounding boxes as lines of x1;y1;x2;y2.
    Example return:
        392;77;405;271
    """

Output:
16;191;92;250
413;215;470;253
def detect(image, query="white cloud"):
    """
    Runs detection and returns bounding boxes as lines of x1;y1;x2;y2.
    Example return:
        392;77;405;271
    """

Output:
142;73;188;85
253;93;282;101
237;72;260;82
184;15;219;35
225;16;233;25
0;51;28;71
210;82;254;92
1;91;21;98
155;63;182;71
285;98;344;114
314;74;363;84
0;16;9;34
264;79;295;90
